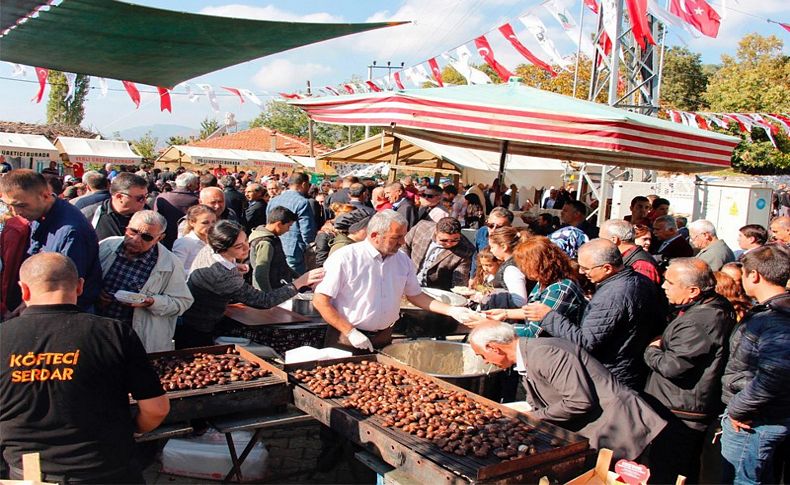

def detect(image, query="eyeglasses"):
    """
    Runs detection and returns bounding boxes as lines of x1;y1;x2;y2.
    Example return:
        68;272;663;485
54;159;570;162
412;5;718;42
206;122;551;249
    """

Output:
119;192;147;203
126;227;160;242
436;237;461;245
486;222;501;230
579;263;606;273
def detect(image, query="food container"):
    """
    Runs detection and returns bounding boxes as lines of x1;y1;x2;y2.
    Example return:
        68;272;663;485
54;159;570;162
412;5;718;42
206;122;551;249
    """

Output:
290;292;321;317
381;340;504;399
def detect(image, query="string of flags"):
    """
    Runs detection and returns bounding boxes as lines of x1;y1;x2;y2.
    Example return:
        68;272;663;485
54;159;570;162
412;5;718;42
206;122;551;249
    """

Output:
6;0;789;115
665;110;790;148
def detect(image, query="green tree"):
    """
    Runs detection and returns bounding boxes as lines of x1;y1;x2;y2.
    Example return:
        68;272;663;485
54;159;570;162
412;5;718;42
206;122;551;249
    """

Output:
166;135;190;146
660;47;709;110
513;56;609;102
704;34;790;112
130;131;159;160
199;117;220;140
46;71;90;126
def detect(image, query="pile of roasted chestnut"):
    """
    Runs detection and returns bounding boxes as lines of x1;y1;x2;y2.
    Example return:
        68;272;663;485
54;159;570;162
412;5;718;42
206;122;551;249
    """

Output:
152;348;270;391
293;361;557;460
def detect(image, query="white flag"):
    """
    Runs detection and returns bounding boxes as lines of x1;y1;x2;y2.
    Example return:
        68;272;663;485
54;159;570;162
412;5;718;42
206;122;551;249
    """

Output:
520;14;572;69
443;46;492;85
404;65;434;87
197;84;219;112
646;0;700;38
10;63;27;77
543;0;595;59
181;83;200;103
599;0;620;44
64;72;77;102
704;113;728;129
239;88;262;107
97;77;108;97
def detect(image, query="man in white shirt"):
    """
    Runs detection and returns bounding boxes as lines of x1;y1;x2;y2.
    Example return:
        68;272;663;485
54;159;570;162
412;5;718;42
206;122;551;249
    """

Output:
313;210;480;353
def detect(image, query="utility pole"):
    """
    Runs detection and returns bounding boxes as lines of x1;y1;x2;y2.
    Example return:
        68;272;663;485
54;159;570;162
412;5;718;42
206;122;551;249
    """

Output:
307;80;314;158
364;61;405;138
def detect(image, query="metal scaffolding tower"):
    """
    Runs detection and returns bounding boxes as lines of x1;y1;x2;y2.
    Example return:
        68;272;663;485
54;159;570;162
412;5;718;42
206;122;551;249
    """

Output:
577;0;666;222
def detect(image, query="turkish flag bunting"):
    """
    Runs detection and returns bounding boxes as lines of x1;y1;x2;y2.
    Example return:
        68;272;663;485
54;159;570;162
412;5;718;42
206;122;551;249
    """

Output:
597;31;612;66
780;23;790;33
427;58;444;87
584;0;599;13
156;87;172;113
279;92;303;99
694;113;709;130
222;87;245;104
668;110;682;123
624;0;655;49
122;81;141;108
342;84;356;94
722;114;747;132
669;0;720;38
474;35;513;82
393;72;405;90
365;80;382;92
498;23;557;77
32;67;48;103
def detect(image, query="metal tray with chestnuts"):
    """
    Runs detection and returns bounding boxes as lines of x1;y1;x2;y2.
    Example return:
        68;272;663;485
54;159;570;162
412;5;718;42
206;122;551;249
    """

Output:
152;347;271;392
292;360;562;462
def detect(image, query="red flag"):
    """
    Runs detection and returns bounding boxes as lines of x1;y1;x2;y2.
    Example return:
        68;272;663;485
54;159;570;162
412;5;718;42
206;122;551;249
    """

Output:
156;87;172;113
342;84;356;94
722;114;747;133
624;0;655;49
278;92;303;99
498;23;557;77
597;31;612;66
474;35;513;82
365;80;382;92
32;67;48;103
222;87;245;104
584;0;599;13
694;113;709;130
669;0;720;38
393;72;405;90
122;81;141;108
427;58;444;87
780;23;790;33
668;110;682;123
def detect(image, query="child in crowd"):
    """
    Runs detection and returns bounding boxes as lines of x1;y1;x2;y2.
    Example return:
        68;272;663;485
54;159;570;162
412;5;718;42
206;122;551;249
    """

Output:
470;248;500;290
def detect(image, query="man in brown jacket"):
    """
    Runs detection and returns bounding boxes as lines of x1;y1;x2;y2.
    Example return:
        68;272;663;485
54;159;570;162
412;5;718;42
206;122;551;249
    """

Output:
403;217;474;291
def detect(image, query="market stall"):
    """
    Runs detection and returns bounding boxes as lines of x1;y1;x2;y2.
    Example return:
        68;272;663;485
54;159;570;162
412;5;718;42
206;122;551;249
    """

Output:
0;131;58;172
54;136;142;174
155;145;297;176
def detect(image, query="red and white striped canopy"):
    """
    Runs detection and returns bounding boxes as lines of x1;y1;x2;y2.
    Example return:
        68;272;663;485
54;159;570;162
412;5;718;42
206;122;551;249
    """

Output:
290;84;740;173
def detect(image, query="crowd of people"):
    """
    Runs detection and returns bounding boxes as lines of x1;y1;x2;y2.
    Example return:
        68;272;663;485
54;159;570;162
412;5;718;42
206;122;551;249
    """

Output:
0;164;788;484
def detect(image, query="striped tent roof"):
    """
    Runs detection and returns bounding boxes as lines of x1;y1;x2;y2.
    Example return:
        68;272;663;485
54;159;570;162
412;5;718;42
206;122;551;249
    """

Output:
290;83;740;173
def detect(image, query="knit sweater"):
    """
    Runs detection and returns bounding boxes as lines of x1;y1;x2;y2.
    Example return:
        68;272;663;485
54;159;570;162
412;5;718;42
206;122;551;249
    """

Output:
182;246;297;332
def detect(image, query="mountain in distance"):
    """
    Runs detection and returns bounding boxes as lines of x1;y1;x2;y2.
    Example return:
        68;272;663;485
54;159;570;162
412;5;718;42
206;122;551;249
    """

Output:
115;124;199;147
115;121;252;148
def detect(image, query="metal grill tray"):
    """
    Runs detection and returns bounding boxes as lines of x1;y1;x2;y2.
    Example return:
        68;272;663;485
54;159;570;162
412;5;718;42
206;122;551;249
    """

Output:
287;354;589;483
134;344;289;423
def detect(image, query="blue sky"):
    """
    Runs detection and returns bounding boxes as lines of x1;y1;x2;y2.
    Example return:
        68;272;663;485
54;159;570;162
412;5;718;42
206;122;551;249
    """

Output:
1;0;787;136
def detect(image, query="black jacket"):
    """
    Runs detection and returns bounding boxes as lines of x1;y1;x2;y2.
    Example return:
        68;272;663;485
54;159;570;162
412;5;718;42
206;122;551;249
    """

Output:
244;200;267;233
224;188;246;219
81;199;132;241
541;268;666;390
644;294;736;422
394;198;418;229
721;292;790;422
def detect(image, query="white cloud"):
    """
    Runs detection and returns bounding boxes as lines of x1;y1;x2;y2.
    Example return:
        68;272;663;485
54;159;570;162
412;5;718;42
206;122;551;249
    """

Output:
252;59;333;91
348;0;522;64
199;4;343;23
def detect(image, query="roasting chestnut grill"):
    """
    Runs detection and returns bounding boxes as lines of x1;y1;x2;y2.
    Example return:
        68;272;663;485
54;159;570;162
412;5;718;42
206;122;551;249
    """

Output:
131;344;289;423
286;354;591;484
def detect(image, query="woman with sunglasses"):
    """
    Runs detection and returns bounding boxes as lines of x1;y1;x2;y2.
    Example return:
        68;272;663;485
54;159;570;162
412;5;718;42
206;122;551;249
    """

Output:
176;221;324;349
172;204;216;272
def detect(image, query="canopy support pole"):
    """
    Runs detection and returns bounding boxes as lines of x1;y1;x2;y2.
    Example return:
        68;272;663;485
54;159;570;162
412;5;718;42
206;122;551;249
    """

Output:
307;81;315;158
496;140;509;207
387;137;401;183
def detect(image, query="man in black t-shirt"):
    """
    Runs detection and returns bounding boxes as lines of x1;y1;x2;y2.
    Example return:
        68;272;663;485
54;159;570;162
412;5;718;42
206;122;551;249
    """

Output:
0;253;169;483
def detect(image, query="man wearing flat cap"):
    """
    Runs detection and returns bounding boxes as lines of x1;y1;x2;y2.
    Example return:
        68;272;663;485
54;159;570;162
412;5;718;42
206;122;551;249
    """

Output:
329;209;370;256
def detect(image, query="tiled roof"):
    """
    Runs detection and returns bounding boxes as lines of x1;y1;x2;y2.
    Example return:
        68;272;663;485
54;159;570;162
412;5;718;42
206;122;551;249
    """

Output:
0;121;98;141
188;126;330;156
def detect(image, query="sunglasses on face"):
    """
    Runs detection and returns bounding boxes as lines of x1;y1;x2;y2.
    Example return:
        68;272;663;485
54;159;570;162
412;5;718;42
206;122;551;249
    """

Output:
126;227;160;242
486;222;501;229
119;192;147;203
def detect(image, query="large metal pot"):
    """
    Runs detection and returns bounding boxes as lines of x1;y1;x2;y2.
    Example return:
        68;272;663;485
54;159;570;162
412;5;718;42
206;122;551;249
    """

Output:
381;340;504;400
290;293;321;317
